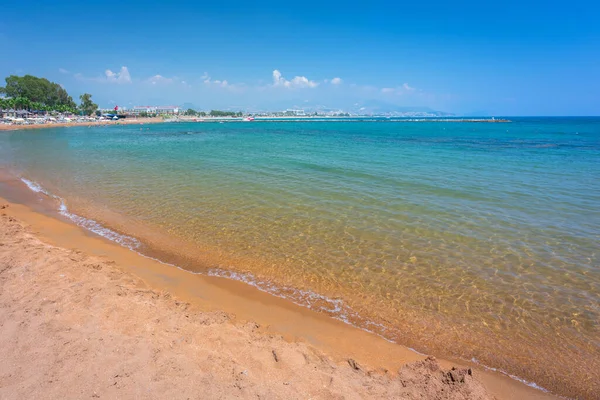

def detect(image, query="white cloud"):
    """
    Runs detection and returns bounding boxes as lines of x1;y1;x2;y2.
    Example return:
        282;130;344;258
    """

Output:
272;69;283;85
105;66;132;84
290;76;318;88
330;77;343;85
212;79;229;87
381;83;417;94
203;73;218;85
272;69;319;89
202;75;243;91
73;66;132;84
59;68;70;74
146;74;173;85
201;72;212;84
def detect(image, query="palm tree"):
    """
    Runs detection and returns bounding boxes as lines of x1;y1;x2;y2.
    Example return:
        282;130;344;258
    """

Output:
14;96;31;111
0;97;11;110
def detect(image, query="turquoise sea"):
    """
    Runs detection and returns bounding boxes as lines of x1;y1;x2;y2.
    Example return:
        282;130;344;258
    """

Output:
1;118;598;397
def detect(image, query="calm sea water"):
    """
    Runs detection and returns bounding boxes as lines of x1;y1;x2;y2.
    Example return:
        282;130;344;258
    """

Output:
1;118;598;397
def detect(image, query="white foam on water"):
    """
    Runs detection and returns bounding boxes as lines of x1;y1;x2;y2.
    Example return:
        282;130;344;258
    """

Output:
20;178;140;250
469;357;556;395
18;175;558;398
207;268;349;316
206;267;407;346
21;178;51;195
58;206;141;250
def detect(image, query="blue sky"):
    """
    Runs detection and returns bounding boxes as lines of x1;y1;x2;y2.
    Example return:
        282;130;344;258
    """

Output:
1;0;598;115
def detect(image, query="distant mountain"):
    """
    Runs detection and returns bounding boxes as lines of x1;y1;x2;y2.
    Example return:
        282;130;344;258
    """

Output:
181;102;197;110
190;99;453;116
350;100;453;116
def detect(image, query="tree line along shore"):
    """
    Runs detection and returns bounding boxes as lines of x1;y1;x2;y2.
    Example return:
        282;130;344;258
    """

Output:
0;75;97;116
0;75;242;127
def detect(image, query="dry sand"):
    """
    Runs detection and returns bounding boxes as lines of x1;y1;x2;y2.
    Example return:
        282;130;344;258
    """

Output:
0;194;561;399
0;117;164;131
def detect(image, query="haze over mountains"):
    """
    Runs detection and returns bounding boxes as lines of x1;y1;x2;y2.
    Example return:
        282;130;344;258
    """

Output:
179;100;456;116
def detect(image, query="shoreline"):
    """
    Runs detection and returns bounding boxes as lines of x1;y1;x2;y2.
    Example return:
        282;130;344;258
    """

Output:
5;171;591;398
0;117;510;131
0;173;560;399
0;117;165;131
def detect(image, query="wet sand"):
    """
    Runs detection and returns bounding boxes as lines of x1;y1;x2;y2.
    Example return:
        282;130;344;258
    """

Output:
0;117;164;131
0;178;560;399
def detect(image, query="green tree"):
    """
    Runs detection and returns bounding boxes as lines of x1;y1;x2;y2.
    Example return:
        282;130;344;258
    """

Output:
14;96;31;110
184;108;197;116
209;110;238;117
3;98;15;109
0;75;77;110
55;104;77;114
79;93;98;116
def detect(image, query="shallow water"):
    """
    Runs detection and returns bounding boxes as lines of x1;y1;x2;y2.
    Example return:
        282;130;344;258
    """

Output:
1;118;598;397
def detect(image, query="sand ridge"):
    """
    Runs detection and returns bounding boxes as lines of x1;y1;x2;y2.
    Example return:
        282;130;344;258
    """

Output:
0;206;498;399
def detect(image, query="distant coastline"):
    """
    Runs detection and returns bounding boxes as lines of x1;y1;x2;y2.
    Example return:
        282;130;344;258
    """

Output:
175;116;512;123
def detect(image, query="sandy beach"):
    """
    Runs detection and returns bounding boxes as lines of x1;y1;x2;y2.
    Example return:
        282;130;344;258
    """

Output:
0;117;164;131
0;176;561;400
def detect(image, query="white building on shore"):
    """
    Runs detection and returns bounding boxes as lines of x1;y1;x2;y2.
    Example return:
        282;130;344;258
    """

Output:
130;106;181;115
284;109;306;116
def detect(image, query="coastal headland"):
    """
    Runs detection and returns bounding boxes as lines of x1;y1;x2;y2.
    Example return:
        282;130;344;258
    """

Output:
0;174;559;399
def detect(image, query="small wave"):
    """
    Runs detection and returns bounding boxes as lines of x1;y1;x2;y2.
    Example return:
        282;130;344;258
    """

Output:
20;178;141;250
470;358;552;394
59;207;141;249
22;178;52;196
207;267;397;343
208;268;348;316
